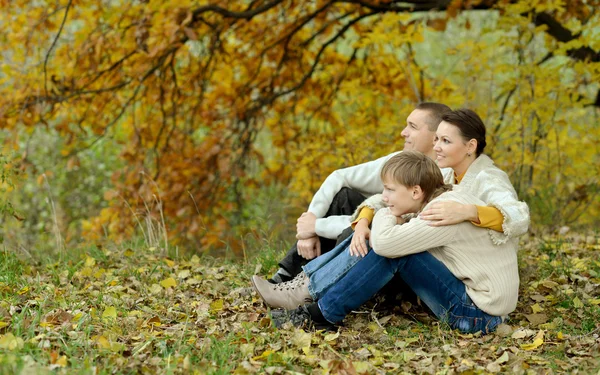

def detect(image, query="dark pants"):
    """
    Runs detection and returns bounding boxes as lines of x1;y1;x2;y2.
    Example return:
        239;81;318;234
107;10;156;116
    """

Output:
277;188;366;278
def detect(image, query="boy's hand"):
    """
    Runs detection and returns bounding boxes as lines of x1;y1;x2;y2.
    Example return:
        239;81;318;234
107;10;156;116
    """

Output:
349;218;370;257
297;236;321;260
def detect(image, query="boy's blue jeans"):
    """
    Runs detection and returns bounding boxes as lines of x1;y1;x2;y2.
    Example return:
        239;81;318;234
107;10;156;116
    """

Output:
302;235;362;300
313;240;503;334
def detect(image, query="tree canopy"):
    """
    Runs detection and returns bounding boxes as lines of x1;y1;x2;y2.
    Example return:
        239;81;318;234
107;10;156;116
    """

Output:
1;0;599;250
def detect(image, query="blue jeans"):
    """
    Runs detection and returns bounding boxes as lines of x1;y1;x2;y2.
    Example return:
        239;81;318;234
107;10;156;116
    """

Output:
302;235;364;300
318;249;503;334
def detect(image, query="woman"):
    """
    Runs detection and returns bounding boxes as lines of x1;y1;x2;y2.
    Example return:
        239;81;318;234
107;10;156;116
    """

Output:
252;109;529;331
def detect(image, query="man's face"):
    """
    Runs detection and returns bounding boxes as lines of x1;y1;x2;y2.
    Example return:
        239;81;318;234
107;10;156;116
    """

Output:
401;109;437;155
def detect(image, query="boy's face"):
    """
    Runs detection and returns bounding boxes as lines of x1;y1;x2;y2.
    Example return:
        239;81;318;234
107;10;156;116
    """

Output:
381;176;423;217
401;109;437;155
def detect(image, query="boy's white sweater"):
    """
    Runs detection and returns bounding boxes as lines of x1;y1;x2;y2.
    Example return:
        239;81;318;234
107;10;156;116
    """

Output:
370;189;519;316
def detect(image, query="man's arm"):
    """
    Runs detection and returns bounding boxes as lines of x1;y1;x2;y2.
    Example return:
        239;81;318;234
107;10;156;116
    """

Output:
307;152;400;239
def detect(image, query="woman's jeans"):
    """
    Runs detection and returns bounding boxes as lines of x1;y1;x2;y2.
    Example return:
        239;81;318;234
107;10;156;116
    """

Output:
302;235;363;300
317;248;503;334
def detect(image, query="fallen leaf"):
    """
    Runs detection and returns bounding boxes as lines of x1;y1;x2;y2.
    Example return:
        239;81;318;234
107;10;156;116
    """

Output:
291;328;312;349
573;296;584;308
524;313;548;326
531;303;544;313
209;299;224;312
0;333;24;350
160;277;177;288
495;351;510;364
84;256;96;267
487;362;502;373
495;323;513;337
511;329;537;339
520;330;544;351
102;306;117;320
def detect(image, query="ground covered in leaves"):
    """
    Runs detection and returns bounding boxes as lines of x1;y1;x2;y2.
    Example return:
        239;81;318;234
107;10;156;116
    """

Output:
1;232;600;374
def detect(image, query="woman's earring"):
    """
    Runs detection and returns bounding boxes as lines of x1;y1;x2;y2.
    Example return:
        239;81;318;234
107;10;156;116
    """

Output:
467;152;472;157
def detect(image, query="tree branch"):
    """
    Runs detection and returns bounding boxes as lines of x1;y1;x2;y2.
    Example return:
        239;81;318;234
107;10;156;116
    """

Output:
44;0;73;97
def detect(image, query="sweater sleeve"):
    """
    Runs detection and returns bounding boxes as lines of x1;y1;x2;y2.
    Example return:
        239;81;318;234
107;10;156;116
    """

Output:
370;208;458;258
474;169;530;244
473;205;504;232
351;207;375;229
310;152;399;239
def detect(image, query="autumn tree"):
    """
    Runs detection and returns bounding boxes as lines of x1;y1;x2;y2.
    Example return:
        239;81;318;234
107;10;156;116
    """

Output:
0;0;598;251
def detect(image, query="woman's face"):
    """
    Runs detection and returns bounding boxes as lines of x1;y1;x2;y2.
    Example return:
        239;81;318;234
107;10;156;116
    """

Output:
434;121;476;174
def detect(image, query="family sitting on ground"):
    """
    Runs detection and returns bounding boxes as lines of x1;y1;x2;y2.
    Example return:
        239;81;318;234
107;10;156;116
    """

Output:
250;104;529;334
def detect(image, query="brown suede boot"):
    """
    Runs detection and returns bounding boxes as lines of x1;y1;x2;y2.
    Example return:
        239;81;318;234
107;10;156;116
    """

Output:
251;272;313;310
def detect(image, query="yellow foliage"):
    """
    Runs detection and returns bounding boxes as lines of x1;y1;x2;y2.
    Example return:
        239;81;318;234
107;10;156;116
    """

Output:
1;0;599;250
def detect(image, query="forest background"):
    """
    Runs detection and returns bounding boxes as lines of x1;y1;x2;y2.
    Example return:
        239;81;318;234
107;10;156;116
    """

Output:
1;0;600;373
0;0;599;254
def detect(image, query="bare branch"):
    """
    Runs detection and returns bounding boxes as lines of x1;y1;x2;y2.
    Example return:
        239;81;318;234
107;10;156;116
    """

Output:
44;0;73;97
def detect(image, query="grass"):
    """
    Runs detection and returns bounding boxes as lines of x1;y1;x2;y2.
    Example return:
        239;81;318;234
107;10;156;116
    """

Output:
0;232;599;374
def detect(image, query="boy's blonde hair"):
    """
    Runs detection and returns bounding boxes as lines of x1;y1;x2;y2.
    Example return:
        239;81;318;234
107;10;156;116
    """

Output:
381;151;452;203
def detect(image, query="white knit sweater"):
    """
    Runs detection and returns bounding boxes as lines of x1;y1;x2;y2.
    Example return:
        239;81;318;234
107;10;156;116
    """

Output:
371;190;519;316
353;154;530;245
441;154;529;245
307;151;401;239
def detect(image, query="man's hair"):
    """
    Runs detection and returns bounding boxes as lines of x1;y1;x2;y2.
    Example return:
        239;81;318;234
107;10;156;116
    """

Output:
381;151;451;204
441;109;487;156
415;102;452;131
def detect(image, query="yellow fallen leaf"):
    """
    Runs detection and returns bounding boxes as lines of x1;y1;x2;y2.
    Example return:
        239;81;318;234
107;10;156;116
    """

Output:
520;330;544;351
102;306;117;320
573;296;584;308
291;328;312;348
531;303;544;313
94;335;123;352
124;249;134;257
557;331;564;340
520;337;544;351
324;331;340;342
252;350;274;361
209;299;223;312
0;333;24;350
80;267;93;277
588;298;600;305
160;277;177;288
164;258;175;267
0;321;9;329
17;286;29;295
85;256;96;267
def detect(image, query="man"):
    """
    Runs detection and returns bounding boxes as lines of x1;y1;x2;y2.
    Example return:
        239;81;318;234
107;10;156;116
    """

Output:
270;102;451;283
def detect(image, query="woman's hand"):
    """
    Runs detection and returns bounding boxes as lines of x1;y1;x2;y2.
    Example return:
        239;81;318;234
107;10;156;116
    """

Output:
349;218;370;257
420;202;478;226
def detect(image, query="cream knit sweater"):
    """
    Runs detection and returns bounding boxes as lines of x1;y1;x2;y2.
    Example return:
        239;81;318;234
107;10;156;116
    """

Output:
371;190;519;316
